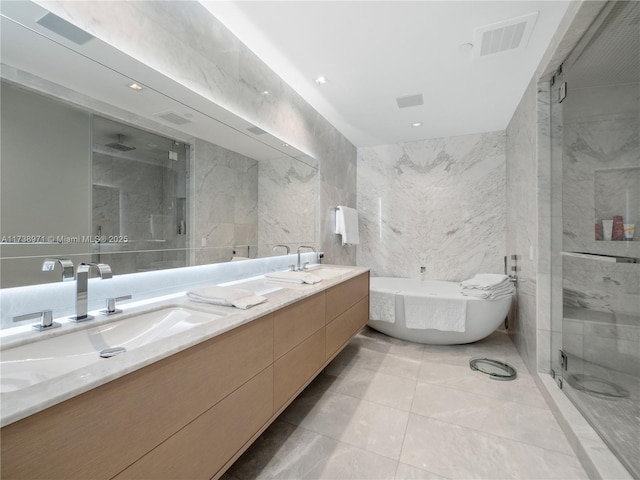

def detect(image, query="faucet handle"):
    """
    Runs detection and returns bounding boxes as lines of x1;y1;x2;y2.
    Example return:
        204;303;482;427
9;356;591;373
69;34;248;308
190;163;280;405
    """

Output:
14;310;60;331
101;295;132;315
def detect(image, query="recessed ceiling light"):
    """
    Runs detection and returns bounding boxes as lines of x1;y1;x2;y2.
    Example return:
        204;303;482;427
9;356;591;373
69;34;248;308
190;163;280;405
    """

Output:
460;42;474;52
128;83;144;91
412;122;423;127
315;76;327;85
262;90;269;95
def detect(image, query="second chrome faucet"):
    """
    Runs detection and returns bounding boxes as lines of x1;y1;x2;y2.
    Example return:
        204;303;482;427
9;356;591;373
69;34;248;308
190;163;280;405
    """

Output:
71;262;113;322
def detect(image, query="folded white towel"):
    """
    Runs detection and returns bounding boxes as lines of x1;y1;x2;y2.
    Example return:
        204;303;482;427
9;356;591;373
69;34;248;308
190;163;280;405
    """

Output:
460;274;510;290
335;205;360;245
187;285;267;309
462;283;515;300
265;271;322;284
369;290;398;324
403;294;467;332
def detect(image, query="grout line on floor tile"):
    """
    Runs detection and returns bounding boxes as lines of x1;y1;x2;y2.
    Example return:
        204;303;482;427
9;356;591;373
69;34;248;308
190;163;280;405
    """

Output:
408;410;580;459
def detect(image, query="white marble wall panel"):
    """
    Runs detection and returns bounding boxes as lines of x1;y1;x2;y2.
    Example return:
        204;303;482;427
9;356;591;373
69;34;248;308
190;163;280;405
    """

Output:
43;0;357;266
357;131;505;281
193;138;258;262
506;76;545;374
257;157;318;257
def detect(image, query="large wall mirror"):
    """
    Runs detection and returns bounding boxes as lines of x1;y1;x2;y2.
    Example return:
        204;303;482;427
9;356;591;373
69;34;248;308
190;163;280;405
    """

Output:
0;1;319;288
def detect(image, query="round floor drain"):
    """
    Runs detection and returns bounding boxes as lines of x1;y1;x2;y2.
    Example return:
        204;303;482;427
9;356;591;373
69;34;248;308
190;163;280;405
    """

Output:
469;358;517;381
566;373;629;398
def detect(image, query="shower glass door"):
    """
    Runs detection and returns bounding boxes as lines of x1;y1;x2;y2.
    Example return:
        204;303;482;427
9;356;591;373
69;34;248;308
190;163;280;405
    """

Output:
551;2;640;477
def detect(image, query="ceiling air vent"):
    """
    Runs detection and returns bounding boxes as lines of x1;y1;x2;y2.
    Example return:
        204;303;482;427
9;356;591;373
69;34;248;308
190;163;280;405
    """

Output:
153;111;192;125
247;126;267;135
474;12;539;57
396;94;424;109
36;12;94;45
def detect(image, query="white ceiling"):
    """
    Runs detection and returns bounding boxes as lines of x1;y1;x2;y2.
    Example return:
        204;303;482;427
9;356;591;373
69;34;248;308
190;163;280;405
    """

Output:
201;1;571;147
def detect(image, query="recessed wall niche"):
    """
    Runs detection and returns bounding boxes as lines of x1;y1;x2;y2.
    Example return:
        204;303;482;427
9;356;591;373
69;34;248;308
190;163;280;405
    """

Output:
594;167;639;241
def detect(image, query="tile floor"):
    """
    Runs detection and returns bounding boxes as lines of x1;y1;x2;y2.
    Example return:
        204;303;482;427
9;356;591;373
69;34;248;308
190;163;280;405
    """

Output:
224;328;589;480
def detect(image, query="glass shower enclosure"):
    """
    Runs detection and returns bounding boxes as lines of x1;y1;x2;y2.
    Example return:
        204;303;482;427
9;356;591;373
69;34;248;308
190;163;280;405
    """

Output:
550;2;639;477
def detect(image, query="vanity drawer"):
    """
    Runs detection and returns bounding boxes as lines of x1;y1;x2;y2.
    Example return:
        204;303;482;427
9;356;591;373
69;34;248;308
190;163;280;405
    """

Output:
325;272;369;321
326;297;369;359
114;366;274;480
274;328;325;411
274;292;325;359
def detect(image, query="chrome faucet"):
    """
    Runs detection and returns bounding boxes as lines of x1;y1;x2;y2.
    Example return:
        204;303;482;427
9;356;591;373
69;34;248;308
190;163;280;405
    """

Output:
71;262;112;322
42;258;74;281
272;244;290;255
297;245;316;271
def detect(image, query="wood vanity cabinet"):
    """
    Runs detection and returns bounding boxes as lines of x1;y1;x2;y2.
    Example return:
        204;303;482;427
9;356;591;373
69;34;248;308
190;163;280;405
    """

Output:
0;271;369;480
326;273;370;359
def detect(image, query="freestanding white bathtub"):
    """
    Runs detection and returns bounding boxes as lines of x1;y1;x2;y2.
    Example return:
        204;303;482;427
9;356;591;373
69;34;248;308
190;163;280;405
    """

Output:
368;277;513;345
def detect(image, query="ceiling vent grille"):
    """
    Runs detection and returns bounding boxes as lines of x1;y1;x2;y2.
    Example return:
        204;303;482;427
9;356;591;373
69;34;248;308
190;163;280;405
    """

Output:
474;12;539;57
247;126;267;135
36;12;94;45
153;111;192;125
396;94;424;109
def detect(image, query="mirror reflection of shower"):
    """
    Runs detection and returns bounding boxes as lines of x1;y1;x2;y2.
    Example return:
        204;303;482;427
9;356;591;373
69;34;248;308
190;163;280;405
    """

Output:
92;116;189;275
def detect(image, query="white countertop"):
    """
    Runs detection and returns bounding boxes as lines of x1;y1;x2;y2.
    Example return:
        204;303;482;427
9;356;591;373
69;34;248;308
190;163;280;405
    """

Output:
0;265;369;427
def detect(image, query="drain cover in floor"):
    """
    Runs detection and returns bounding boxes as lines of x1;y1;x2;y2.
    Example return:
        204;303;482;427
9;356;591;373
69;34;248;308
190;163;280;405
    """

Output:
566;373;629;398
469;358;517;381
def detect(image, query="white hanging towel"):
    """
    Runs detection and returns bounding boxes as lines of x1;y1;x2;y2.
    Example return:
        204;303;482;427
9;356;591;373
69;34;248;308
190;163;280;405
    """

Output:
403;294;467;332
335;205;360;245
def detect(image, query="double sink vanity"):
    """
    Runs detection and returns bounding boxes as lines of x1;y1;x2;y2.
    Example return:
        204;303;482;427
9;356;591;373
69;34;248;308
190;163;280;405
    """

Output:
1;265;370;480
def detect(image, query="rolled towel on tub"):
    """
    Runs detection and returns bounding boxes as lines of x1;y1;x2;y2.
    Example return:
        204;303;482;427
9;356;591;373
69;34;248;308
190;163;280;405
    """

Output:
187;285;267;309
403;294;467;332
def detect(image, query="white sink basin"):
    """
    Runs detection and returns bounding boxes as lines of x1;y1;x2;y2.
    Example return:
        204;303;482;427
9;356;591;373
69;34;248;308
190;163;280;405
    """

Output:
0;306;225;393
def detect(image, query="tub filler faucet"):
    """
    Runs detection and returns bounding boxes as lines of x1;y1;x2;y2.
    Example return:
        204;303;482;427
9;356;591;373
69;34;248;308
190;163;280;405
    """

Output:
71;262;112;322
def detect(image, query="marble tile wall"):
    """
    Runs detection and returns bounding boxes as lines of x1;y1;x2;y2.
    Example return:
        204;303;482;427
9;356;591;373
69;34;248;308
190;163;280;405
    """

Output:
192;138;259;265
44;0;357;266
257;157;319;257
505;77;540;375
357;131;505;281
